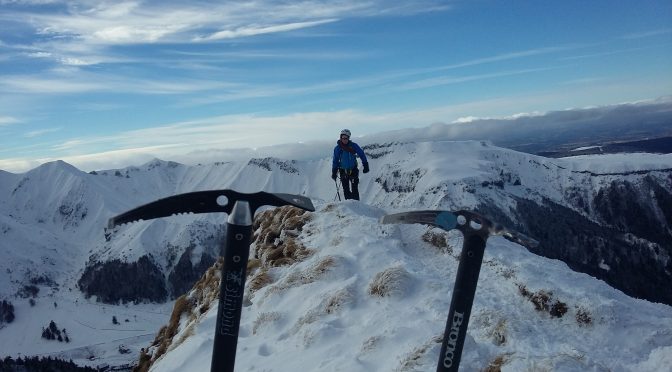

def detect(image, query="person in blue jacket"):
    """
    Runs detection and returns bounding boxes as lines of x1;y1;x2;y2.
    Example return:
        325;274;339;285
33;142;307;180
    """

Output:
331;129;369;200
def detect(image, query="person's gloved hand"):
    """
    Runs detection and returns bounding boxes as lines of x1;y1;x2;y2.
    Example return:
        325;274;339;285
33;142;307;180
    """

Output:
331;169;337;180
363;163;369;174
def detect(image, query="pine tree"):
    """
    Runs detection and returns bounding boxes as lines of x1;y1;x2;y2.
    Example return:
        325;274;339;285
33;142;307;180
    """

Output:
0;300;15;323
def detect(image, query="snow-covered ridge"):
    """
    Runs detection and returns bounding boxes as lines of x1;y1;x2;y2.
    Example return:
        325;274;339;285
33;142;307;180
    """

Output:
146;202;672;372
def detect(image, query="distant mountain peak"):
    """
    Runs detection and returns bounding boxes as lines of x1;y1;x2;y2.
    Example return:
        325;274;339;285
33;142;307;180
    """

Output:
143;158;183;170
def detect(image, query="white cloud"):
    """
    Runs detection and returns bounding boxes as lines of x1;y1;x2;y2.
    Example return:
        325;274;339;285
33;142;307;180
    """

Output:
52;139;87;151
17;1;436;45
0;116;20;125
193;19;339;41
2;0;448;68
24;127;61;137
432;46;582;72
0;72;238;94
0;76;104;93
0;157;44;174
397;67;557;91
452;116;482;123
561;44;671;61
622;28;672;40
27;51;52;58
0;0;58;4
58;56;96;66
2;95;670;173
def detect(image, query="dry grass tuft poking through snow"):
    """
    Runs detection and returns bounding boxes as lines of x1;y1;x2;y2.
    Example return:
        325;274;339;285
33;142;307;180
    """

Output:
368;266;412;298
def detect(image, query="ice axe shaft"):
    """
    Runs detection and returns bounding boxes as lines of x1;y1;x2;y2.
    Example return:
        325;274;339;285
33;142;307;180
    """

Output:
381;210;535;372
106;190;315;372
334;179;342;201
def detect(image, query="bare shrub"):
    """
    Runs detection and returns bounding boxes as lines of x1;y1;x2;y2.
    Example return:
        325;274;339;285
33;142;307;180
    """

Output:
252;312;281;335
484;354;511;372
324;287;354;314
397;335;442;371
247;258;261;272
368;266;411;298
489;319;507;346
267;256;338;295
360;336;381;354
530;290;551;312
192;258;223;311
576;307;593;326
550;300;568;318
304;256;336;282
292;286;354;334
422;229;452;254
517;284;568;319
249;268;272;292
153;295;194;365
499;267;516;279
252;206;313;268
135;260;223;372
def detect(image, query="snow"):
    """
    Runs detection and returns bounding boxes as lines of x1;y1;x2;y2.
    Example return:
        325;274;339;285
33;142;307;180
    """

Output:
2;290;172;368
147;201;672;372
560;152;672;174
570;145;602;152
1;140;671;371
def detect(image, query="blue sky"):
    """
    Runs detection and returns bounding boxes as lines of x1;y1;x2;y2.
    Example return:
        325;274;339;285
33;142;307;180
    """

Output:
1;0;671;172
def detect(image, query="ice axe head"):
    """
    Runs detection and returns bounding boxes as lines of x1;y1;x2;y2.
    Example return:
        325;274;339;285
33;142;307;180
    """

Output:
107;189;314;229
380;209;538;248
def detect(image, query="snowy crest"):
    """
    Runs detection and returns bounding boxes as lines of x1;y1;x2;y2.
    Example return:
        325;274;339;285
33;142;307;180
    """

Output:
145;201;672;372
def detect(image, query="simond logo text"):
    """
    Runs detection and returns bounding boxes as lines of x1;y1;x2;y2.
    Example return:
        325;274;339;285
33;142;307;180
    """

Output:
443;311;464;368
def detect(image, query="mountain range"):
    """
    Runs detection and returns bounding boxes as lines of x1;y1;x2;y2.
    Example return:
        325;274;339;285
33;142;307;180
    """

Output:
1;138;671;371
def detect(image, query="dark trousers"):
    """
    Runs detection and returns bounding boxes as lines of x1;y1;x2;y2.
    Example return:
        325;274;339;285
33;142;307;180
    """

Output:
339;168;360;200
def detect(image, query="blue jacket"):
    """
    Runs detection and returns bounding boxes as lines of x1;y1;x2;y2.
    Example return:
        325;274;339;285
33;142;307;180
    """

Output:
332;140;368;171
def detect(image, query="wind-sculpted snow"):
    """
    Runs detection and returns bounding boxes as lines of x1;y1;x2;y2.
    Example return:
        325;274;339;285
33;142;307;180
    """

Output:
146;202;672;372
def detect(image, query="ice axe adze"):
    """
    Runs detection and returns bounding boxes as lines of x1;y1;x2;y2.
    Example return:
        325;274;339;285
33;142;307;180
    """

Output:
380;210;537;372
106;190;315;372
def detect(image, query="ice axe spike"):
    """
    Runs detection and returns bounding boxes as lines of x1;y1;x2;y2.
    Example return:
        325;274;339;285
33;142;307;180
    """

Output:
106;189;315;372
380;210;536;372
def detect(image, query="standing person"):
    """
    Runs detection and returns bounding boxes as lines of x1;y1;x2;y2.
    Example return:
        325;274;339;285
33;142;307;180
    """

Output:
331;129;369;200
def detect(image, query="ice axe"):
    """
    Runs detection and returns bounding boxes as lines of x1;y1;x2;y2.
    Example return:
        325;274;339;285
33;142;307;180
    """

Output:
107;189;315;372
334;179;342;201
380;210;537;372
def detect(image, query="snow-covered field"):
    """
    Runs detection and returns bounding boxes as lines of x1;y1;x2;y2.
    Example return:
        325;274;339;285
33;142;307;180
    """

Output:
2;292;172;369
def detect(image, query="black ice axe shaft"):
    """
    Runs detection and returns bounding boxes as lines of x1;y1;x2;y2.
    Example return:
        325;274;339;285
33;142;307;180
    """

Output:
380;210;536;372
107;190;315;372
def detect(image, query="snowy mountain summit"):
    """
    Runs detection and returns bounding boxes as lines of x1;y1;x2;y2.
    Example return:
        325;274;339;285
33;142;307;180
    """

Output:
141;201;672;372
1;140;671;371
